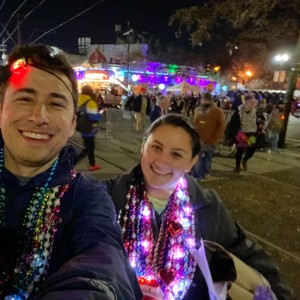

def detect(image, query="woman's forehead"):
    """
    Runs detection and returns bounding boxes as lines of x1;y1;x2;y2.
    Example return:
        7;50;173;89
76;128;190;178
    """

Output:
149;125;192;145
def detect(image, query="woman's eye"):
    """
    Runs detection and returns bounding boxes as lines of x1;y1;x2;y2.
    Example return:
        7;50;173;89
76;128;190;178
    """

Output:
152;145;161;151
172;152;182;158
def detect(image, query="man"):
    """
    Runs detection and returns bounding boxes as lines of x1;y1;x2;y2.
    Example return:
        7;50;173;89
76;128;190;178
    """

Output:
192;92;226;180
133;88;150;132
0;45;141;299
149;94;170;123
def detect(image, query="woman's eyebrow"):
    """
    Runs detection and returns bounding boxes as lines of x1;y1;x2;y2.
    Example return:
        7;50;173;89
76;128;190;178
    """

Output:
152;139;188;154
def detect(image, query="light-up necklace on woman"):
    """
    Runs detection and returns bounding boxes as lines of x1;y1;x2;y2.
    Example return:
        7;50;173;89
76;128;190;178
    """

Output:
0;148;77;300
120;167;196;300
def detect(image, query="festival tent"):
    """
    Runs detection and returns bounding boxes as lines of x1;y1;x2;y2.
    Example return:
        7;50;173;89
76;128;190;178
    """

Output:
166;81;200;93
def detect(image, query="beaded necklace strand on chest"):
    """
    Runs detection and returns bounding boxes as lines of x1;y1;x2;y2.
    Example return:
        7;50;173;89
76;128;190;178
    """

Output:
0;148;77;300
120;172;196;300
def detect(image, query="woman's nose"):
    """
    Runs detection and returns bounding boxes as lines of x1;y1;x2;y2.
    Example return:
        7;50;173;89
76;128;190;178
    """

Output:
154;151;169;165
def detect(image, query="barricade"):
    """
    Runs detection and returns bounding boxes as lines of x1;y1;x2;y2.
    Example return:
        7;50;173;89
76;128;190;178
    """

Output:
104;108;138;139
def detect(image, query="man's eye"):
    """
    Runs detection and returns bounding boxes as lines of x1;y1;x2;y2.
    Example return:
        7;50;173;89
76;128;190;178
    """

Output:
51;101;65;108
17;97;31;103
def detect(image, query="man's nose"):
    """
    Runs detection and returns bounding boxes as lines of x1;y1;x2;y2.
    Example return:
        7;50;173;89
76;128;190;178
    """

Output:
28;104;49;124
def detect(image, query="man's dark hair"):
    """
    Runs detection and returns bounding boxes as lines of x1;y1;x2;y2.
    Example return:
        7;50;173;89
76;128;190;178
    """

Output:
0;44;78;112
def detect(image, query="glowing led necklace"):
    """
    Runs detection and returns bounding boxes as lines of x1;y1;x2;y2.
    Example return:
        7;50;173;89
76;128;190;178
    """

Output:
120;167;196;300
0;148;77;299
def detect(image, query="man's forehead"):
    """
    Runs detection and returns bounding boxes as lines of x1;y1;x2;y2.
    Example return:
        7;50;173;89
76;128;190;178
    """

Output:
8;66;72;92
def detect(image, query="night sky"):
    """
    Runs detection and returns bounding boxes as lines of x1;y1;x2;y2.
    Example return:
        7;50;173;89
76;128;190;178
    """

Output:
1;0;201;54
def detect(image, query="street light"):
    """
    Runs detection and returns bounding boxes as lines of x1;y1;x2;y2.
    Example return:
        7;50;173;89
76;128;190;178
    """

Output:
245;70;253;78
273;53;290;89
274;54;289;64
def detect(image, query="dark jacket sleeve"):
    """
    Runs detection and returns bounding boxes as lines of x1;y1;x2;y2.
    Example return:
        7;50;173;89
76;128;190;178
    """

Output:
225;110;240;143
38;174;142;300
187;176;295;300
149;106;161;123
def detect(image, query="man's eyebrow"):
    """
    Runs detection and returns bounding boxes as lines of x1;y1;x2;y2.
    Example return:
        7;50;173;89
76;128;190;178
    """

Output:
50;92;68;101
13;88;68;101
13;88;36;95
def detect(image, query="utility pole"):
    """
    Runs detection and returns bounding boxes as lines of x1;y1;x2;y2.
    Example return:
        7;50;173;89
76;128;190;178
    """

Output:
123;22;133;87
17;14;22;45
279;35;300;147
0;38;7;65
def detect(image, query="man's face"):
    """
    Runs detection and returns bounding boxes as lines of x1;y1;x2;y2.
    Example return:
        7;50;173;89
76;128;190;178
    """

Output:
200;98;212;109
0;66;76;174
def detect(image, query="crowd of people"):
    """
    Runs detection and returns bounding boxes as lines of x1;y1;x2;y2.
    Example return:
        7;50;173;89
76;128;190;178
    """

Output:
0;44;296;299
119;87;286;175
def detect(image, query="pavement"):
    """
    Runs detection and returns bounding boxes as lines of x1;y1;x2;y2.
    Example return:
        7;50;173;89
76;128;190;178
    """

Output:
70;127;300;182
70;110;300;180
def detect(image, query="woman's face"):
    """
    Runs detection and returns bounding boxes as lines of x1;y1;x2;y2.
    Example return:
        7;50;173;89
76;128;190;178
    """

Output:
141;124;198;196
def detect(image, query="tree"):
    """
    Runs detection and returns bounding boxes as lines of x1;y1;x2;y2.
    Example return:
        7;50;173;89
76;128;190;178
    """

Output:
169;0;300;146
169;1;299;73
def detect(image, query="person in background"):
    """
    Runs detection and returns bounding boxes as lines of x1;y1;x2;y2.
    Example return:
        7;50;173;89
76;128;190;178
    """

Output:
133;87;151;132
0;44;141;299
149;94;170;123
227;95;258;173
231;90;243;111
121;91;128;110
104;114;294;299
76;85;102;171
192;92;226;180
256;120;267;151
266;105;284;153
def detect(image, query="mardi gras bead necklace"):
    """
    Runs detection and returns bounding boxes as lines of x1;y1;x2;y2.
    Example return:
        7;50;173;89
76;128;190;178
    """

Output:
120;170;196;300
0;148;77;299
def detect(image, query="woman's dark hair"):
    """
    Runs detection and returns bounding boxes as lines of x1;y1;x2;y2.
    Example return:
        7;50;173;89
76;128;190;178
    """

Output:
0;44;78;112
81;85;96;100
144;114;200;157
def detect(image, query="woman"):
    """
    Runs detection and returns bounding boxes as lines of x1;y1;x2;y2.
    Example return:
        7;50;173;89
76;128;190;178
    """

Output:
226;95;258;172
105;115;294;299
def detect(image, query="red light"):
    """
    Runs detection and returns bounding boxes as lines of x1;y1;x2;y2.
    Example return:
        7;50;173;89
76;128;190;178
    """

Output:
10;58;27;73
9;58;29;88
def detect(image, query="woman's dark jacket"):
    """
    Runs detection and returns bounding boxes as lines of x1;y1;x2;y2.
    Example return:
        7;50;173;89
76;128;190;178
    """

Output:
105;165;295;300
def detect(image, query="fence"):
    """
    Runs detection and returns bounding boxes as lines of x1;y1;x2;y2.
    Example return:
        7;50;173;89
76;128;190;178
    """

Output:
104;108;139;139
103;108;235;140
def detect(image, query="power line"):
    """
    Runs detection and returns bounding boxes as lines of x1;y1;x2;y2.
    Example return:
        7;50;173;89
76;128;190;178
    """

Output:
0;0;28;39
31;0;105;44
0;0;7;13
0;0;47;47
1;23;17;45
